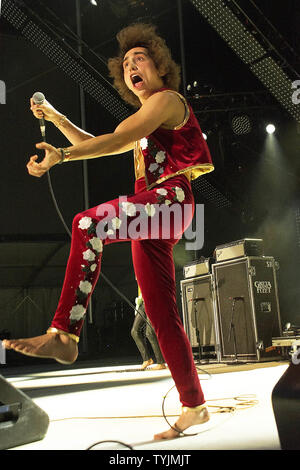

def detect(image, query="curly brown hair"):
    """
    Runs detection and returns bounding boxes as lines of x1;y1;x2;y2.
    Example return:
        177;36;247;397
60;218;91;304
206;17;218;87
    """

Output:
108;23;181;108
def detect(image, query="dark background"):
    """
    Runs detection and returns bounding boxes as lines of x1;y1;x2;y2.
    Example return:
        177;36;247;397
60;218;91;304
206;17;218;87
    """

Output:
0;0;300;364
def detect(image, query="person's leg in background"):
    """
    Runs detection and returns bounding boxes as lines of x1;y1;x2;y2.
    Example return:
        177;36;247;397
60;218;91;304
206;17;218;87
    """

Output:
131;303;154;370
144;309;166;369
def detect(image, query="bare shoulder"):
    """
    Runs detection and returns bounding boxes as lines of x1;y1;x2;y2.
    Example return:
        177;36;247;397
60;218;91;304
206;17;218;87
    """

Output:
137;90;185;128
154;90;186;129
146;90;182;109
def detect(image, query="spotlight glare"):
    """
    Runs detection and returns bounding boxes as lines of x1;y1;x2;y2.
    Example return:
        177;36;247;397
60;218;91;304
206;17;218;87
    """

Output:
266;124;276;134
202;132;207;140
90;0;98;5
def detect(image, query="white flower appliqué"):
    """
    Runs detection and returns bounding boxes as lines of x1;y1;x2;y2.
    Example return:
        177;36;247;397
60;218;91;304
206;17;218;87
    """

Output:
156;188;168;196
149;163;159;173
111;217;122;230
121;202;137;217
89;237;103;253
145;203;156;217
140;138;148;150
90;263;97;272
155;151;166;164
78;216;92;230
83;249;96;262
70;304;86;321
79;280;93;295
174;187;185;203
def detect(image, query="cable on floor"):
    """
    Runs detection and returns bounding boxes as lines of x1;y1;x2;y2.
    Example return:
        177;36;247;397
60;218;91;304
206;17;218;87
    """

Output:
82;390;259;450
195;364;214;378
47;366;258;449
86;440;133;451
50;366;213;424
160;383;259;438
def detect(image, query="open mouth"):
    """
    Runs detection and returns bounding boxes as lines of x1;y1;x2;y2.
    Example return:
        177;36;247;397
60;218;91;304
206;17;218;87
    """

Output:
131;74;143;88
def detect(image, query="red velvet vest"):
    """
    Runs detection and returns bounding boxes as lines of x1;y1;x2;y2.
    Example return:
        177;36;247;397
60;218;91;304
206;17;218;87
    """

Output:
134;89;214;189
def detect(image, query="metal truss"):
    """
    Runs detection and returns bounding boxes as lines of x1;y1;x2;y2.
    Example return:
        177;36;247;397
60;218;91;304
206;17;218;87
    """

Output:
189;0;300;123
1;0;130;122
188;90;276;114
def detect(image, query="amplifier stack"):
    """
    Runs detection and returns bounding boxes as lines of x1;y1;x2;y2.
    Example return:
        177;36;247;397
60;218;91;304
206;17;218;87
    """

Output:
181;238;282;363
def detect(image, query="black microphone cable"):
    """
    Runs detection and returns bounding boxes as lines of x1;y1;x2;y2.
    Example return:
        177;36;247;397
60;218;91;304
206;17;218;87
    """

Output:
31;92;73;238
46;157;73;239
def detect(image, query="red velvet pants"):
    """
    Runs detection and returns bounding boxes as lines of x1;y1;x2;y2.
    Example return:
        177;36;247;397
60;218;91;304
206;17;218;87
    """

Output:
51;175;205;407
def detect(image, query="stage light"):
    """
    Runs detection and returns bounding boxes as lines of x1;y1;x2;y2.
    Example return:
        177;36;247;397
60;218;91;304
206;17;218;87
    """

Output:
202;132;207;140
231;114;252;135
266;124;276;134
90;0;98;6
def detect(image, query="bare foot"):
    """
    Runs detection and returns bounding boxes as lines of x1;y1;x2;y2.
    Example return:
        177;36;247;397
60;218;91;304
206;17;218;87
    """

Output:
141;358;154;370
2;333;78;365
150;363;167;370
154;405;209;440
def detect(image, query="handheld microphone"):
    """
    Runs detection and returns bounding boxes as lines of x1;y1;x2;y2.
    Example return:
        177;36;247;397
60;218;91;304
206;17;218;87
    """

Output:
32;91;46;140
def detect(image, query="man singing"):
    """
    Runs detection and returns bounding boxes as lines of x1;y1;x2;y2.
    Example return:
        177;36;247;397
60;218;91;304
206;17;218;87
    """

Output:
4;23;214;439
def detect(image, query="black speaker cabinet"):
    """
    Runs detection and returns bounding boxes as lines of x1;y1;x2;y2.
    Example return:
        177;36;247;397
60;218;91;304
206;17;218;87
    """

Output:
0;375;49;449
213;256;282;362
180;275;221;362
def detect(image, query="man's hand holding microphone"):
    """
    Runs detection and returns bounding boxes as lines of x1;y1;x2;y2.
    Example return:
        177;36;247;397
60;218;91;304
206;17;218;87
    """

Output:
28;92;64;177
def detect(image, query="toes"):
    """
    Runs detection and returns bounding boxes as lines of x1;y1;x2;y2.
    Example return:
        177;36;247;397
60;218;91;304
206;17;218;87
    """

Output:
154;429;179;440
4;340;32;355
3;339;27;350
2;340;17;350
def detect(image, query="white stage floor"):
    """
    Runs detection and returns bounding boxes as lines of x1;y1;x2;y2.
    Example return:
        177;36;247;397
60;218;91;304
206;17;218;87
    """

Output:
1;359;290;451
